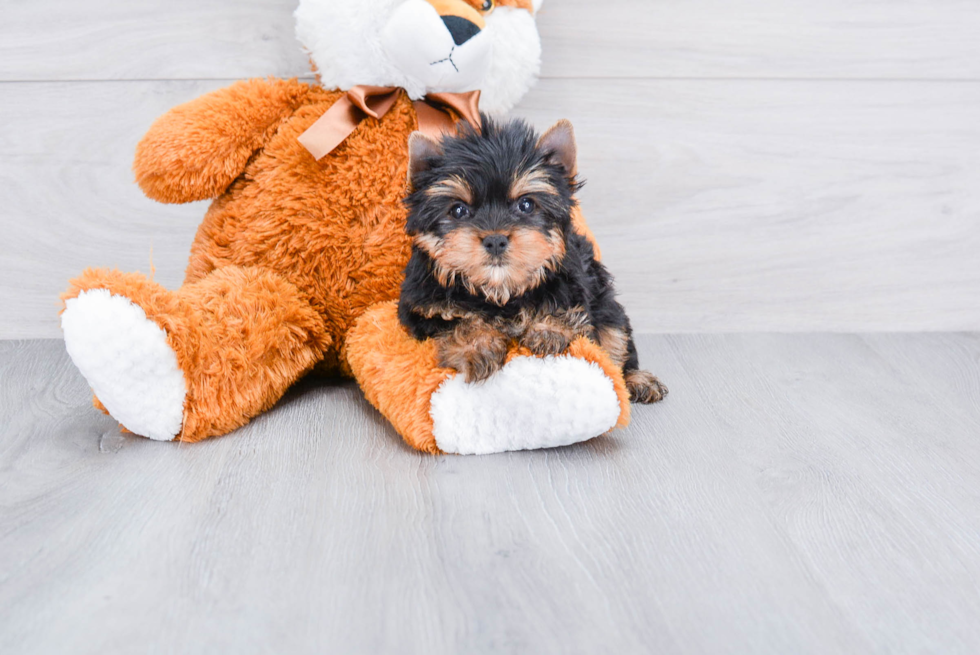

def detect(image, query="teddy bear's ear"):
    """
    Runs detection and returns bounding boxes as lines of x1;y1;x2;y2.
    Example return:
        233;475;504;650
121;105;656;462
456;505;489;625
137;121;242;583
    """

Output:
537;119;577;177
407;132;444;189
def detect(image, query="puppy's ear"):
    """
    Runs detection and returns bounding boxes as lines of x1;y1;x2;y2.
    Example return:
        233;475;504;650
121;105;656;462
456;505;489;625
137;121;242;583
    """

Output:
537;119;577;177
407;132;443;189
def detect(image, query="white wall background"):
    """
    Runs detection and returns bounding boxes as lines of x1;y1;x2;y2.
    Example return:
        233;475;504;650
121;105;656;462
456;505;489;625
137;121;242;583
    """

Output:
1;0;978;338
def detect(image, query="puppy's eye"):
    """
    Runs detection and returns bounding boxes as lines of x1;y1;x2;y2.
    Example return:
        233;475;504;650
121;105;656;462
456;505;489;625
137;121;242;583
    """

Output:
449;203;471;220
480;0;495;13
517;197;535;214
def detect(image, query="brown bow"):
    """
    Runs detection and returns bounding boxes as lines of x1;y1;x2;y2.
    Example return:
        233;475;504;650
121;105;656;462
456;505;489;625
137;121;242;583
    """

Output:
298;85;482;160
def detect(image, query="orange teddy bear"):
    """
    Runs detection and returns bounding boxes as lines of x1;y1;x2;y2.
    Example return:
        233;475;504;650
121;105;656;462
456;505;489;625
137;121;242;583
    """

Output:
60;0;633;455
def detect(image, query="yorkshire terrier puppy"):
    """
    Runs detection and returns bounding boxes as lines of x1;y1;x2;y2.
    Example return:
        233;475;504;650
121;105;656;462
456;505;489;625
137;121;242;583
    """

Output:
398;117;667;404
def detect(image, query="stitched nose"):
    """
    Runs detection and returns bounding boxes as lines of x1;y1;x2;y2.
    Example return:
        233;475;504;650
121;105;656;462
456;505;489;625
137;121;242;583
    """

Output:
441;15;481;46
482;234;509;257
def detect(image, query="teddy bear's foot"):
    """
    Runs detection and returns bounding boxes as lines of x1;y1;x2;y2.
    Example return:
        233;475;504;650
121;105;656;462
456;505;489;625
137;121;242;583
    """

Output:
62;266;332;443
430;355;622;455
61;289;186;441
346;302;633;456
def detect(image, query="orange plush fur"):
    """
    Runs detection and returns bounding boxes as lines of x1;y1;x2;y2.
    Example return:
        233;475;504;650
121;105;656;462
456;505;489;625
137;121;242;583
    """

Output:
65;266;330;442
346;302;630;454
63;78;627;446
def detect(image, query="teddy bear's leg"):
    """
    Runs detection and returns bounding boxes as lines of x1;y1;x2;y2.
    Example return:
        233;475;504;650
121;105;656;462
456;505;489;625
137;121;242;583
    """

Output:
61;266;330;442
345;302;631;455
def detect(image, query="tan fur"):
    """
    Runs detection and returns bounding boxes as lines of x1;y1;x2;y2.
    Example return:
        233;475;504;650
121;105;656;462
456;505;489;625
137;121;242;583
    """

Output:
597;326;629;368
518;306;593;356
625;370;669;404
426;175;473;203
410;303;593;357
435;319;510;383
412;301;481;322
509;168;559;199
407;298;594;372
416;226;565;305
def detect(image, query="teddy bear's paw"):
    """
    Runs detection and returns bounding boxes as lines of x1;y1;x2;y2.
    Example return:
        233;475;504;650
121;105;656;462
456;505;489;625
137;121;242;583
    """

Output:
429;354;621;455
62;289;186;441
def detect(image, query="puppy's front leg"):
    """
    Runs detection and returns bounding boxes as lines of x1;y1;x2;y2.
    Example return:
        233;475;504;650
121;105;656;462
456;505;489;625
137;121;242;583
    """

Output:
519;307;594;357
597;326;669;404
436;319;510;383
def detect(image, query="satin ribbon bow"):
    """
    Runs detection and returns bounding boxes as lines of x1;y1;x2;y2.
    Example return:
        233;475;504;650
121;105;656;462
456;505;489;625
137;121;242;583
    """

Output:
298;85;482;160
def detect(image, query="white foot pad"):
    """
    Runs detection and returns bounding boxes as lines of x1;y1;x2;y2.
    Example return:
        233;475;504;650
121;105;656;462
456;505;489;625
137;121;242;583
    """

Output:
430;355;621;455
62;289;187;441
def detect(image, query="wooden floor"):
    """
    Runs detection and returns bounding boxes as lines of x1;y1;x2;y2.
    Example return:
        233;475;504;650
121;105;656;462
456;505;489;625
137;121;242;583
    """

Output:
2;334;980;654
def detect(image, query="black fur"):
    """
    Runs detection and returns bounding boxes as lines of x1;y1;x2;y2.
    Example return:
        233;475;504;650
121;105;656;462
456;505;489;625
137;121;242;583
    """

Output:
398;116;644;375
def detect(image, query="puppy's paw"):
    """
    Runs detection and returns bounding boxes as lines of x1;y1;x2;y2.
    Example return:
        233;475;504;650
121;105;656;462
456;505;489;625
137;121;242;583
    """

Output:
518;307;591;357
462;348;508;383
626;370;668;404
436;322;509;383
521;326;571;357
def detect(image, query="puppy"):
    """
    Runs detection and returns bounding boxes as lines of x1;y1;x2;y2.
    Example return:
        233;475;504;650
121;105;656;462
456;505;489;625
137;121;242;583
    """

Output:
397;116;667;404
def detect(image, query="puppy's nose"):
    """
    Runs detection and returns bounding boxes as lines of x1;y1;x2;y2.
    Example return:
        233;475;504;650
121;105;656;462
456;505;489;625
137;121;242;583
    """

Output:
482;234;509;257
441;15;481;46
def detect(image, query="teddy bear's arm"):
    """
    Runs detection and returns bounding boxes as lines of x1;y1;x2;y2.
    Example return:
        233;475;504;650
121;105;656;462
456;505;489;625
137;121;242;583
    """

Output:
134;78;312;204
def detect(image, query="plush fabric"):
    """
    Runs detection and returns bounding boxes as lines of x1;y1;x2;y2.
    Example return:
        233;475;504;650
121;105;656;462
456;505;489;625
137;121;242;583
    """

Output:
430;339;630;455
62;289;187;441
345;303;630;455
63;265;330;442
60;0;631;454
296;0;542;114
148;82;417;366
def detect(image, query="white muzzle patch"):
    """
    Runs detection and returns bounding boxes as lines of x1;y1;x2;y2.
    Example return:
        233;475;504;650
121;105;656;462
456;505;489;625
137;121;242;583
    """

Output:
381;0;491;92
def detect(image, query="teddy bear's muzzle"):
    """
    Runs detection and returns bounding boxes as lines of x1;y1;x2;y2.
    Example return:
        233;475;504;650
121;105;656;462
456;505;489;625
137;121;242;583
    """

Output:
381;0;492;93
441;15;482;46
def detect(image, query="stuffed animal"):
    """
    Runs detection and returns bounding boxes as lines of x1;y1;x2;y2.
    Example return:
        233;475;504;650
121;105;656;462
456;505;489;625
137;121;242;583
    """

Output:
60;0;634;455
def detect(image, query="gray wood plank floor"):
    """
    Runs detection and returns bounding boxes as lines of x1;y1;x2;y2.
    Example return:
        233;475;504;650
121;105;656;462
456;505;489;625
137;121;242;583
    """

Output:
3;334;980;654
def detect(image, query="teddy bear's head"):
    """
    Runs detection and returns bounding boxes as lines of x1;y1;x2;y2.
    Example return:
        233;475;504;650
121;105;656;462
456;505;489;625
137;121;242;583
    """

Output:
295;0;544;114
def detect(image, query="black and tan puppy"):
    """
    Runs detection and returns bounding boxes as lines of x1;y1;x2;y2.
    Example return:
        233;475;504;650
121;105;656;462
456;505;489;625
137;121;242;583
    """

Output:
398;116;667;404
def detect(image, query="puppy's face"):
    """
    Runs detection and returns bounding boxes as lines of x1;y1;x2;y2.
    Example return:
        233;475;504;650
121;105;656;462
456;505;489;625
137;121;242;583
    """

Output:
405;117;579;305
